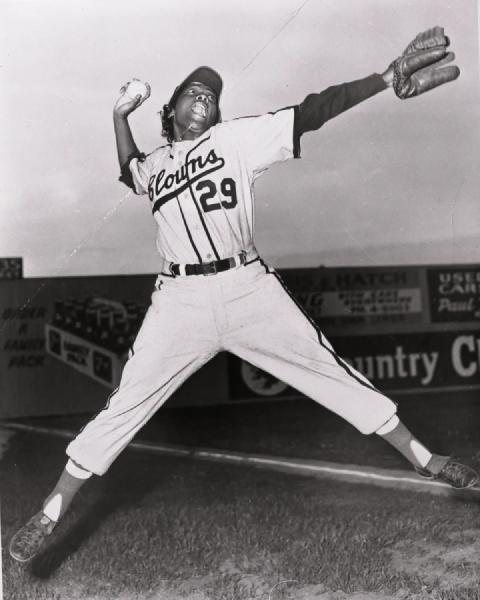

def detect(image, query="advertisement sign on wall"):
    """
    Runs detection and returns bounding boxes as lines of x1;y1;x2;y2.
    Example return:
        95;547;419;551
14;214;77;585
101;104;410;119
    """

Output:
45;325;125;389
229;330;480;400
0;276;228;418
427;267;480;323
280;266;424;330
0;257;23;280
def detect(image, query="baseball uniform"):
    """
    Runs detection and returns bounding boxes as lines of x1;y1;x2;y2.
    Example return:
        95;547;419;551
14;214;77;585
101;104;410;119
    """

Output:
66;73;397;475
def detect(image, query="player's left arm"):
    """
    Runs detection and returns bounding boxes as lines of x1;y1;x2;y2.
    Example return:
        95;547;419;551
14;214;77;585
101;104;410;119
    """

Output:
296;26;459;137
223;72;392;175
295;71;390;138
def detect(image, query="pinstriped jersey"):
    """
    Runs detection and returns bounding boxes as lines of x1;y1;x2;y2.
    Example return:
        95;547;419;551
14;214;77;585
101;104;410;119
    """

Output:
128;108;296;264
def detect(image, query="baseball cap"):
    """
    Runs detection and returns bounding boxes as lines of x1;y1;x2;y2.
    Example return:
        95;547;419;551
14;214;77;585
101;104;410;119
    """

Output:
169;66;223;107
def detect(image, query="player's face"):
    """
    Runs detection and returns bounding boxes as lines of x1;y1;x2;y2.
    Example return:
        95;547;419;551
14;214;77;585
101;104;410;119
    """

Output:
172;82;218;140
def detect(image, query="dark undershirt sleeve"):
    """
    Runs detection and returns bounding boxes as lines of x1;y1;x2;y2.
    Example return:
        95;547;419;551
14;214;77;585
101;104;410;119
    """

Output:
118;151;146;190
293;73;387;157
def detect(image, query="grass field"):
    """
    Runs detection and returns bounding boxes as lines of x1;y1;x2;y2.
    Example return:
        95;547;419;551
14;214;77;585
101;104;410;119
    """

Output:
2;418;480;600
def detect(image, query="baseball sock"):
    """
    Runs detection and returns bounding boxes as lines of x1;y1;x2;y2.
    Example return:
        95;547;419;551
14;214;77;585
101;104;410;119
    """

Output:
42;459;92;522
375;415;434;469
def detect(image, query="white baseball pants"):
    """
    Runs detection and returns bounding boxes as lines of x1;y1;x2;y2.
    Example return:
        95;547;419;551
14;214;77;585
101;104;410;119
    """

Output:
67;259;397;475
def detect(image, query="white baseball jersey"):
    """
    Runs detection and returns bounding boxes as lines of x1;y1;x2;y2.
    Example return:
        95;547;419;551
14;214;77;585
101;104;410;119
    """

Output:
128;108;296;266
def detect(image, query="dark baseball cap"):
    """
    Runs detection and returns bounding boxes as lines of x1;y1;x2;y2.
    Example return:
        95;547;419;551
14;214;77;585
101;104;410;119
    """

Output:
169;66;223;107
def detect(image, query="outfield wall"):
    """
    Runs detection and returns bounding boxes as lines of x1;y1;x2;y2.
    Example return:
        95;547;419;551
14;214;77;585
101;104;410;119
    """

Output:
0;275;227;418
230;264;480;399
1;263;479;417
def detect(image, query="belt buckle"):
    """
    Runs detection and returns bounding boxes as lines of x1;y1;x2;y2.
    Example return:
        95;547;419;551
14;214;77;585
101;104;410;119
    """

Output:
202;261;217;276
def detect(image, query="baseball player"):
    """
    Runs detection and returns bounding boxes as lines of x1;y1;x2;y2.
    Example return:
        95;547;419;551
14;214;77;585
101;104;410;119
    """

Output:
10;27;479;563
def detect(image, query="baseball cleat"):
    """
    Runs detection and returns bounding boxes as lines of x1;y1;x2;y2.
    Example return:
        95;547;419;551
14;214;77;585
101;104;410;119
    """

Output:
415;457;479;489
9;511;57;562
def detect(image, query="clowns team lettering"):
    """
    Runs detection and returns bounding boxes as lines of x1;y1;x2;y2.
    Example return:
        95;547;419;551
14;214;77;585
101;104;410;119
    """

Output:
148;149;237;214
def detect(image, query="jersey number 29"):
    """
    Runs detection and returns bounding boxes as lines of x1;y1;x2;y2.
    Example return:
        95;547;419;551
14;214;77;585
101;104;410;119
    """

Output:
196;178;237;213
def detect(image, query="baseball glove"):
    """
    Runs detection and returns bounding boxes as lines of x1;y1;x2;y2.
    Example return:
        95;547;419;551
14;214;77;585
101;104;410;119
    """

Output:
403;26;450;55
391;46;460;99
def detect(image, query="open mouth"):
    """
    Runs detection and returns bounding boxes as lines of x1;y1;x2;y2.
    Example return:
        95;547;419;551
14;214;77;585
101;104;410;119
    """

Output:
191;101;207;118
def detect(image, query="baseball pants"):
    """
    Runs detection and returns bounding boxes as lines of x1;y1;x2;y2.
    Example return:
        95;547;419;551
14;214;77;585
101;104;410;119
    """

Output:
67;259;397;475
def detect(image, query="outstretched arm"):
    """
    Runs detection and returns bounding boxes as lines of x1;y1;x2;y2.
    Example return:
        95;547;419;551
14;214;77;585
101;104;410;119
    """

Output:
295;68;392;137
296;26;458;138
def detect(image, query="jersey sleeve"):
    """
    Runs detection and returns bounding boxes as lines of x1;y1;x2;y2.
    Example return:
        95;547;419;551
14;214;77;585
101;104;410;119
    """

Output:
295;74;387;136
222;107;297;179
128;154;153;195
118;147;165;195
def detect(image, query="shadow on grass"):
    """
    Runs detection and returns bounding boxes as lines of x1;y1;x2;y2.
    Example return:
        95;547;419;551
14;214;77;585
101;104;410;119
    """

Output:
30;455;160;579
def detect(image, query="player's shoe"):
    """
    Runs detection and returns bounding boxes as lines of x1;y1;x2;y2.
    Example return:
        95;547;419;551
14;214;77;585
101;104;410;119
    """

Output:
9;511;57;562
415;457;479;489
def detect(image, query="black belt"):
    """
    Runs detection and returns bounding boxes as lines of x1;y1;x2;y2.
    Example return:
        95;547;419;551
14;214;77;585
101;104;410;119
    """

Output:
170;253;247;276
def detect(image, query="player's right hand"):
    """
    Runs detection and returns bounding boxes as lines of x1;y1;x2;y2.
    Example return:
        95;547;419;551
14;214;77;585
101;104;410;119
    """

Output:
113;80;151;118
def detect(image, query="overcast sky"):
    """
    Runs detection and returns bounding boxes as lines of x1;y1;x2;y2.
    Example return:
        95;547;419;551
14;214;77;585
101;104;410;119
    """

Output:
1;0;479;277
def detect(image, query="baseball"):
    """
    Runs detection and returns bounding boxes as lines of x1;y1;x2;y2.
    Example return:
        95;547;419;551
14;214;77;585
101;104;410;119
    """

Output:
125;80;148;100
116;80;149;108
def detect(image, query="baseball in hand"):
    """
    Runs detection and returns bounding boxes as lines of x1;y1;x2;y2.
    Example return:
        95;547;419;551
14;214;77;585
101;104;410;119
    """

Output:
116;79;149;108
125;80;148;100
